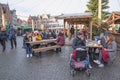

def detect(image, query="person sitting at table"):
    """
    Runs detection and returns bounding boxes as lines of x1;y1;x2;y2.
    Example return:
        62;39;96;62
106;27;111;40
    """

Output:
94;34;117;67
72;32;86;49
42;30;47;39
23;32;33;58
51;30;57;39
47;31;53;39
72;32;92;68
47;30;56;46
100;33;106;47
36;33;42;41
56;31;65;52
31;31;36;42
94;33;106;55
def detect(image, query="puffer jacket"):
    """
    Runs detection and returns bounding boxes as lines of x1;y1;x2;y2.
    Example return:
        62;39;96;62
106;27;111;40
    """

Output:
57;33;65;46
72;37;86;49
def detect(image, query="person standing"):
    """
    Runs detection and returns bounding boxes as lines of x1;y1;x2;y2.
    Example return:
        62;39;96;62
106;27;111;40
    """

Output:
0;28;7;52
69;26;74;40
8;26;17;49
82;28;87;39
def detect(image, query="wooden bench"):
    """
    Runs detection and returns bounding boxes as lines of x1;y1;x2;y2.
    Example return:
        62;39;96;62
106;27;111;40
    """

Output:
33;45;62;53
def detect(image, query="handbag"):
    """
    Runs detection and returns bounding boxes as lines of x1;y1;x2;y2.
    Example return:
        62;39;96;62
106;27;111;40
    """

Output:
8;34;12;40
102;48;109;63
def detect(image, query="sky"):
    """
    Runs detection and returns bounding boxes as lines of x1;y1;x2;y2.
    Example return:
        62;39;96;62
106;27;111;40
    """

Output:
0;0;120;20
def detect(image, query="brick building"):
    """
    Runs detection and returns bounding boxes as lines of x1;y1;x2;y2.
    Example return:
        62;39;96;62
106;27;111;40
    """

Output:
27;16;40;27
0;3;12;29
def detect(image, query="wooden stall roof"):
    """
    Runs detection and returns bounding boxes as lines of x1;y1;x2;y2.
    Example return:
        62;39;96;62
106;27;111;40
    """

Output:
55;13;93;24
106;12;120;24
55;13;93;19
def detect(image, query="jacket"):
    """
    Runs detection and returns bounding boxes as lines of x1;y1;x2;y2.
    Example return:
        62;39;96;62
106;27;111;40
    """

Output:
57;33;65;46
36;35;42;41
70;27;74;34
8;28;16;38
106;41;117;62
0;30;7;40
72;37;86;49
100;37;106;47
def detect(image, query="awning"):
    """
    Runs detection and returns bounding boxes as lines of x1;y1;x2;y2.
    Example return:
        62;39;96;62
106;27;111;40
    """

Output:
21;26;41;30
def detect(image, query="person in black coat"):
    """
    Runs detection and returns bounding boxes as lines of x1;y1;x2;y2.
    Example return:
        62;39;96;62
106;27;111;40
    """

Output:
0;28;7;52
72;32;86;50
69;26;75;40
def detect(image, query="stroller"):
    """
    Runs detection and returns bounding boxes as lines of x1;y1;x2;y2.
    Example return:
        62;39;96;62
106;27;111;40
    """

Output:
70;48;91;77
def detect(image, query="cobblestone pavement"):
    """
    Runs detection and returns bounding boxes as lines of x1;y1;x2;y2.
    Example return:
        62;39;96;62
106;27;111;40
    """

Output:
0;36;120;80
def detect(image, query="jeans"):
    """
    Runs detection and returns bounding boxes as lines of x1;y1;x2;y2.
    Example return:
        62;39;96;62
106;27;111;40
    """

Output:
98;49;103;63
84;54;90;69
0;40;6;51
25;45;32;55
10;38;17;48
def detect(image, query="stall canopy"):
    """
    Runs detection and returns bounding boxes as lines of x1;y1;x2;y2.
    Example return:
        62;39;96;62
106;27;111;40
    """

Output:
22;26;41;30
55;12;93;39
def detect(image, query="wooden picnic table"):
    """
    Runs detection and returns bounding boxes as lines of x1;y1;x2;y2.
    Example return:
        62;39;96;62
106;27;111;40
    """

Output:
25;39;61;54
26;39;57;46
86;41;102;48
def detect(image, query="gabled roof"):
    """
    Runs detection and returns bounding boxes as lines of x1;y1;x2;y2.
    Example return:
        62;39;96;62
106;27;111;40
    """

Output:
0;3;7;13
106;11;120;24
55;12;93;19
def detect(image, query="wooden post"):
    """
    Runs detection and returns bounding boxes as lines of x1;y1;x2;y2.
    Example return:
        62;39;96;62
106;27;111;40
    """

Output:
32;19;34;31
112;13;115;32
98;0;102;27
89;19;93;39
75;23;77;37
36;21;37;28
63;19;66;37
67;24;70;38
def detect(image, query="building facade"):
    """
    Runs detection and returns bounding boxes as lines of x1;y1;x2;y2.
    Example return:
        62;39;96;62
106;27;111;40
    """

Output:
27;14;59;30
0;3;13;29
27;16;40;27
11;9;18;26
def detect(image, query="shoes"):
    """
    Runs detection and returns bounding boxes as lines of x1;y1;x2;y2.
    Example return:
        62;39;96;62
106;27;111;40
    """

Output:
93;60;101;65
89;65;92;69
30;54;33;57
26;54;29;58
98;64;104;67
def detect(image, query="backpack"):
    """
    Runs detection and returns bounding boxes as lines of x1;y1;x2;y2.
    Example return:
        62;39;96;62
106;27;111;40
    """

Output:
102;48;109;63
